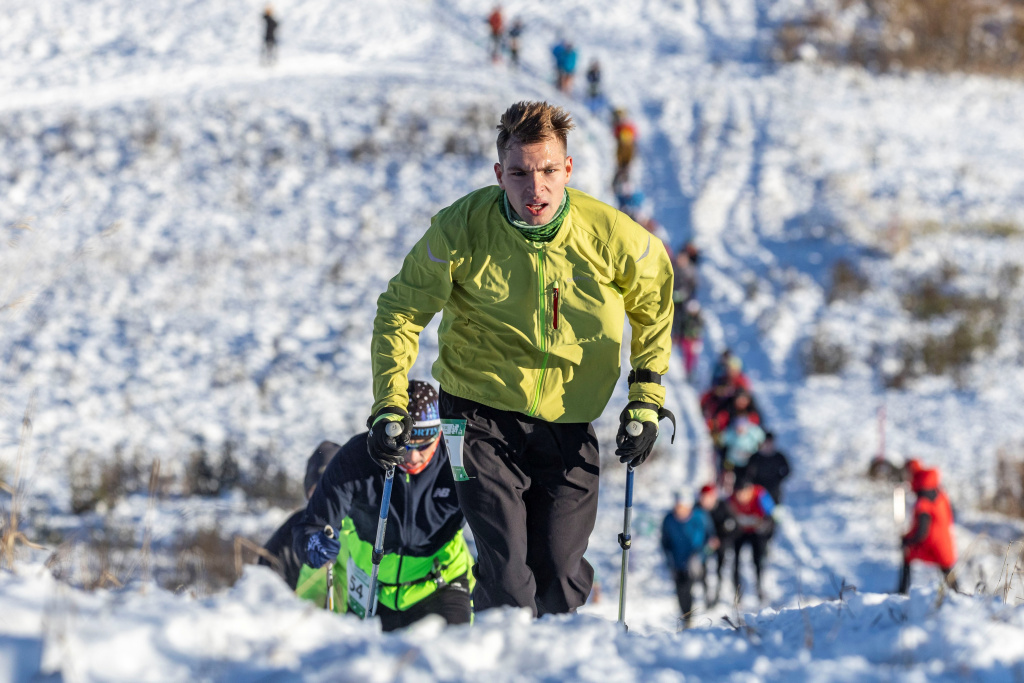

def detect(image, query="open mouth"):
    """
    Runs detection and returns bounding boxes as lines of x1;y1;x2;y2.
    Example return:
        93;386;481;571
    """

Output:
525;202;547;216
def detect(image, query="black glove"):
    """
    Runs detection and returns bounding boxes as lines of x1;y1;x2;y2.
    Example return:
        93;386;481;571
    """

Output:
366;406;413;469
615;401;661;467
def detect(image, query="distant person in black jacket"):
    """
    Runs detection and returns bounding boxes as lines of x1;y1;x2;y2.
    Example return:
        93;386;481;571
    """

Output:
292;380;473;631
698;483;735;607
259;441;341;588
261;5;279;66
747;432;791;506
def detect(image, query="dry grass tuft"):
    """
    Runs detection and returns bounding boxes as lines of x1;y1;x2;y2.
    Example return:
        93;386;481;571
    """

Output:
828;259;871;304
1;402;45;571
991;446;1024;517
805;329;850;375
776;0;1024;77
996;541;1024;604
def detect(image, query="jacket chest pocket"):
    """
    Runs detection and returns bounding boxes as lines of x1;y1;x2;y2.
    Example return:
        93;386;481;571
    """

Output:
552;276;615;344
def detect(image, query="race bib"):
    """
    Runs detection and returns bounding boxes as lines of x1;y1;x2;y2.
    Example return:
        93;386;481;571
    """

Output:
346;556;373;618
441;419;471;482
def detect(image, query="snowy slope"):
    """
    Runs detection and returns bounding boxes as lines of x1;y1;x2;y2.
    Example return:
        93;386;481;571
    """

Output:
4;565;1024;682
2;0;1024;679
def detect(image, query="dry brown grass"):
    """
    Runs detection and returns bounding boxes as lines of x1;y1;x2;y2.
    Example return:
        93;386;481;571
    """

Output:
1;402;44;570
777;0;1024;77
805;329;850;375
165;529;265;595
995;541;1024;604
991;446;1024;517
828;259;871;304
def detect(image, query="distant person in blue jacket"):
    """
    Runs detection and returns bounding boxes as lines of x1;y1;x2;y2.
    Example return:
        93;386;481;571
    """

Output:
661;490;718;628
552;39;577;93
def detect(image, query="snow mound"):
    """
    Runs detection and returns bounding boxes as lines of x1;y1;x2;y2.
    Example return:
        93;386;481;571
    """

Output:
2;566;1023;682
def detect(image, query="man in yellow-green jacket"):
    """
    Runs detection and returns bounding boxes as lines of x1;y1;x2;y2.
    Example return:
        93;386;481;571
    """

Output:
366;101;674;617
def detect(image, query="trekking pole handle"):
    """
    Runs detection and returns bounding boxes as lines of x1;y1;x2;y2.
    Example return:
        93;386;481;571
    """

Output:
385;422;403;437
626;420;643;437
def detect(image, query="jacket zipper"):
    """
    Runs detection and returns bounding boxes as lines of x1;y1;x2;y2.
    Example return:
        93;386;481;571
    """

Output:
529;251;550;417
553;281;559;329
536;252;547;352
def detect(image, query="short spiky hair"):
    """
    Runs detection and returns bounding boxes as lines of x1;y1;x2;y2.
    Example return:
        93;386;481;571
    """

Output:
496;101;575;160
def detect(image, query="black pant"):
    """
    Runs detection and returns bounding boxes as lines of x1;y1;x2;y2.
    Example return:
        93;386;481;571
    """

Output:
897;560;959;595
440;390;600;617
733;531;768;598
703;538;730;604
375;575;472;632
673;568;696;621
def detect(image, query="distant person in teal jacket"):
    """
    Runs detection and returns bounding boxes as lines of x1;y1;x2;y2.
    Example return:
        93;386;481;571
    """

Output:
661;491;718;628
552;40;577;93
721;399;766;482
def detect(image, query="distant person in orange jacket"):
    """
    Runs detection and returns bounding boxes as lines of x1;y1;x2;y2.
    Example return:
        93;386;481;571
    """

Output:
898;466;958;594
612;108;637;185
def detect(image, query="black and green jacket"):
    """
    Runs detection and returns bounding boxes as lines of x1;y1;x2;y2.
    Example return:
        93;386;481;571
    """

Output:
292;432;470;611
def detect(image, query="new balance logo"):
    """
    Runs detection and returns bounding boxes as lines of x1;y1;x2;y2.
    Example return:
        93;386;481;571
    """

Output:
433;487;451;498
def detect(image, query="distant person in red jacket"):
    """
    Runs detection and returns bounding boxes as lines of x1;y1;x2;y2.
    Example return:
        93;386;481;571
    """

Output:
487;6;504;62
728;474;775;604
898;467;958;594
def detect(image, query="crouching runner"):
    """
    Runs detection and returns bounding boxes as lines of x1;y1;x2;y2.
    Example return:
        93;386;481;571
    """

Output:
292;380;473;630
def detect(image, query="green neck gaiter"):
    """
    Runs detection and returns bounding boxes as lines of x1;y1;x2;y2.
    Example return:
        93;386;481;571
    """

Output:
501;190;570;243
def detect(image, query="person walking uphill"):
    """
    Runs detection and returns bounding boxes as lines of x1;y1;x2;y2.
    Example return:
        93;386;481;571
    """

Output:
898;466;958;594
367;101;675;617
728;474;775;604
487;6;504;62
292;381;473;631
661;491;717;628
261;5;278;66
259;441;341;589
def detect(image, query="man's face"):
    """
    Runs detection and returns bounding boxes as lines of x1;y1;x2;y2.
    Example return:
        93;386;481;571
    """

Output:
699;491;717;509
735;486;754;504
403;436;439;470
494;138;573;226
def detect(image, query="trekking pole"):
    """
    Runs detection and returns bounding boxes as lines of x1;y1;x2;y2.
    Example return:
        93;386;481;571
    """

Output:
617;462;636;627
324;525;335;611
365;465;395;619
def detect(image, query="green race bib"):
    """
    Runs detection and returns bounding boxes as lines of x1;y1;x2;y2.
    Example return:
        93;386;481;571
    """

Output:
441;419;471;482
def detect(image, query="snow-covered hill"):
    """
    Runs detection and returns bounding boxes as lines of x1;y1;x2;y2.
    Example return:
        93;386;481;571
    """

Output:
2;0;1024;679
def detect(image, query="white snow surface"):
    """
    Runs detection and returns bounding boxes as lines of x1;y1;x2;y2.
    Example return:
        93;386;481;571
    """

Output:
3;0;1024;680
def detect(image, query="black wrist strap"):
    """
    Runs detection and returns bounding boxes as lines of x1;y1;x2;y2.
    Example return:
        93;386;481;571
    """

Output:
658;407;677;444
627;369;662;385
